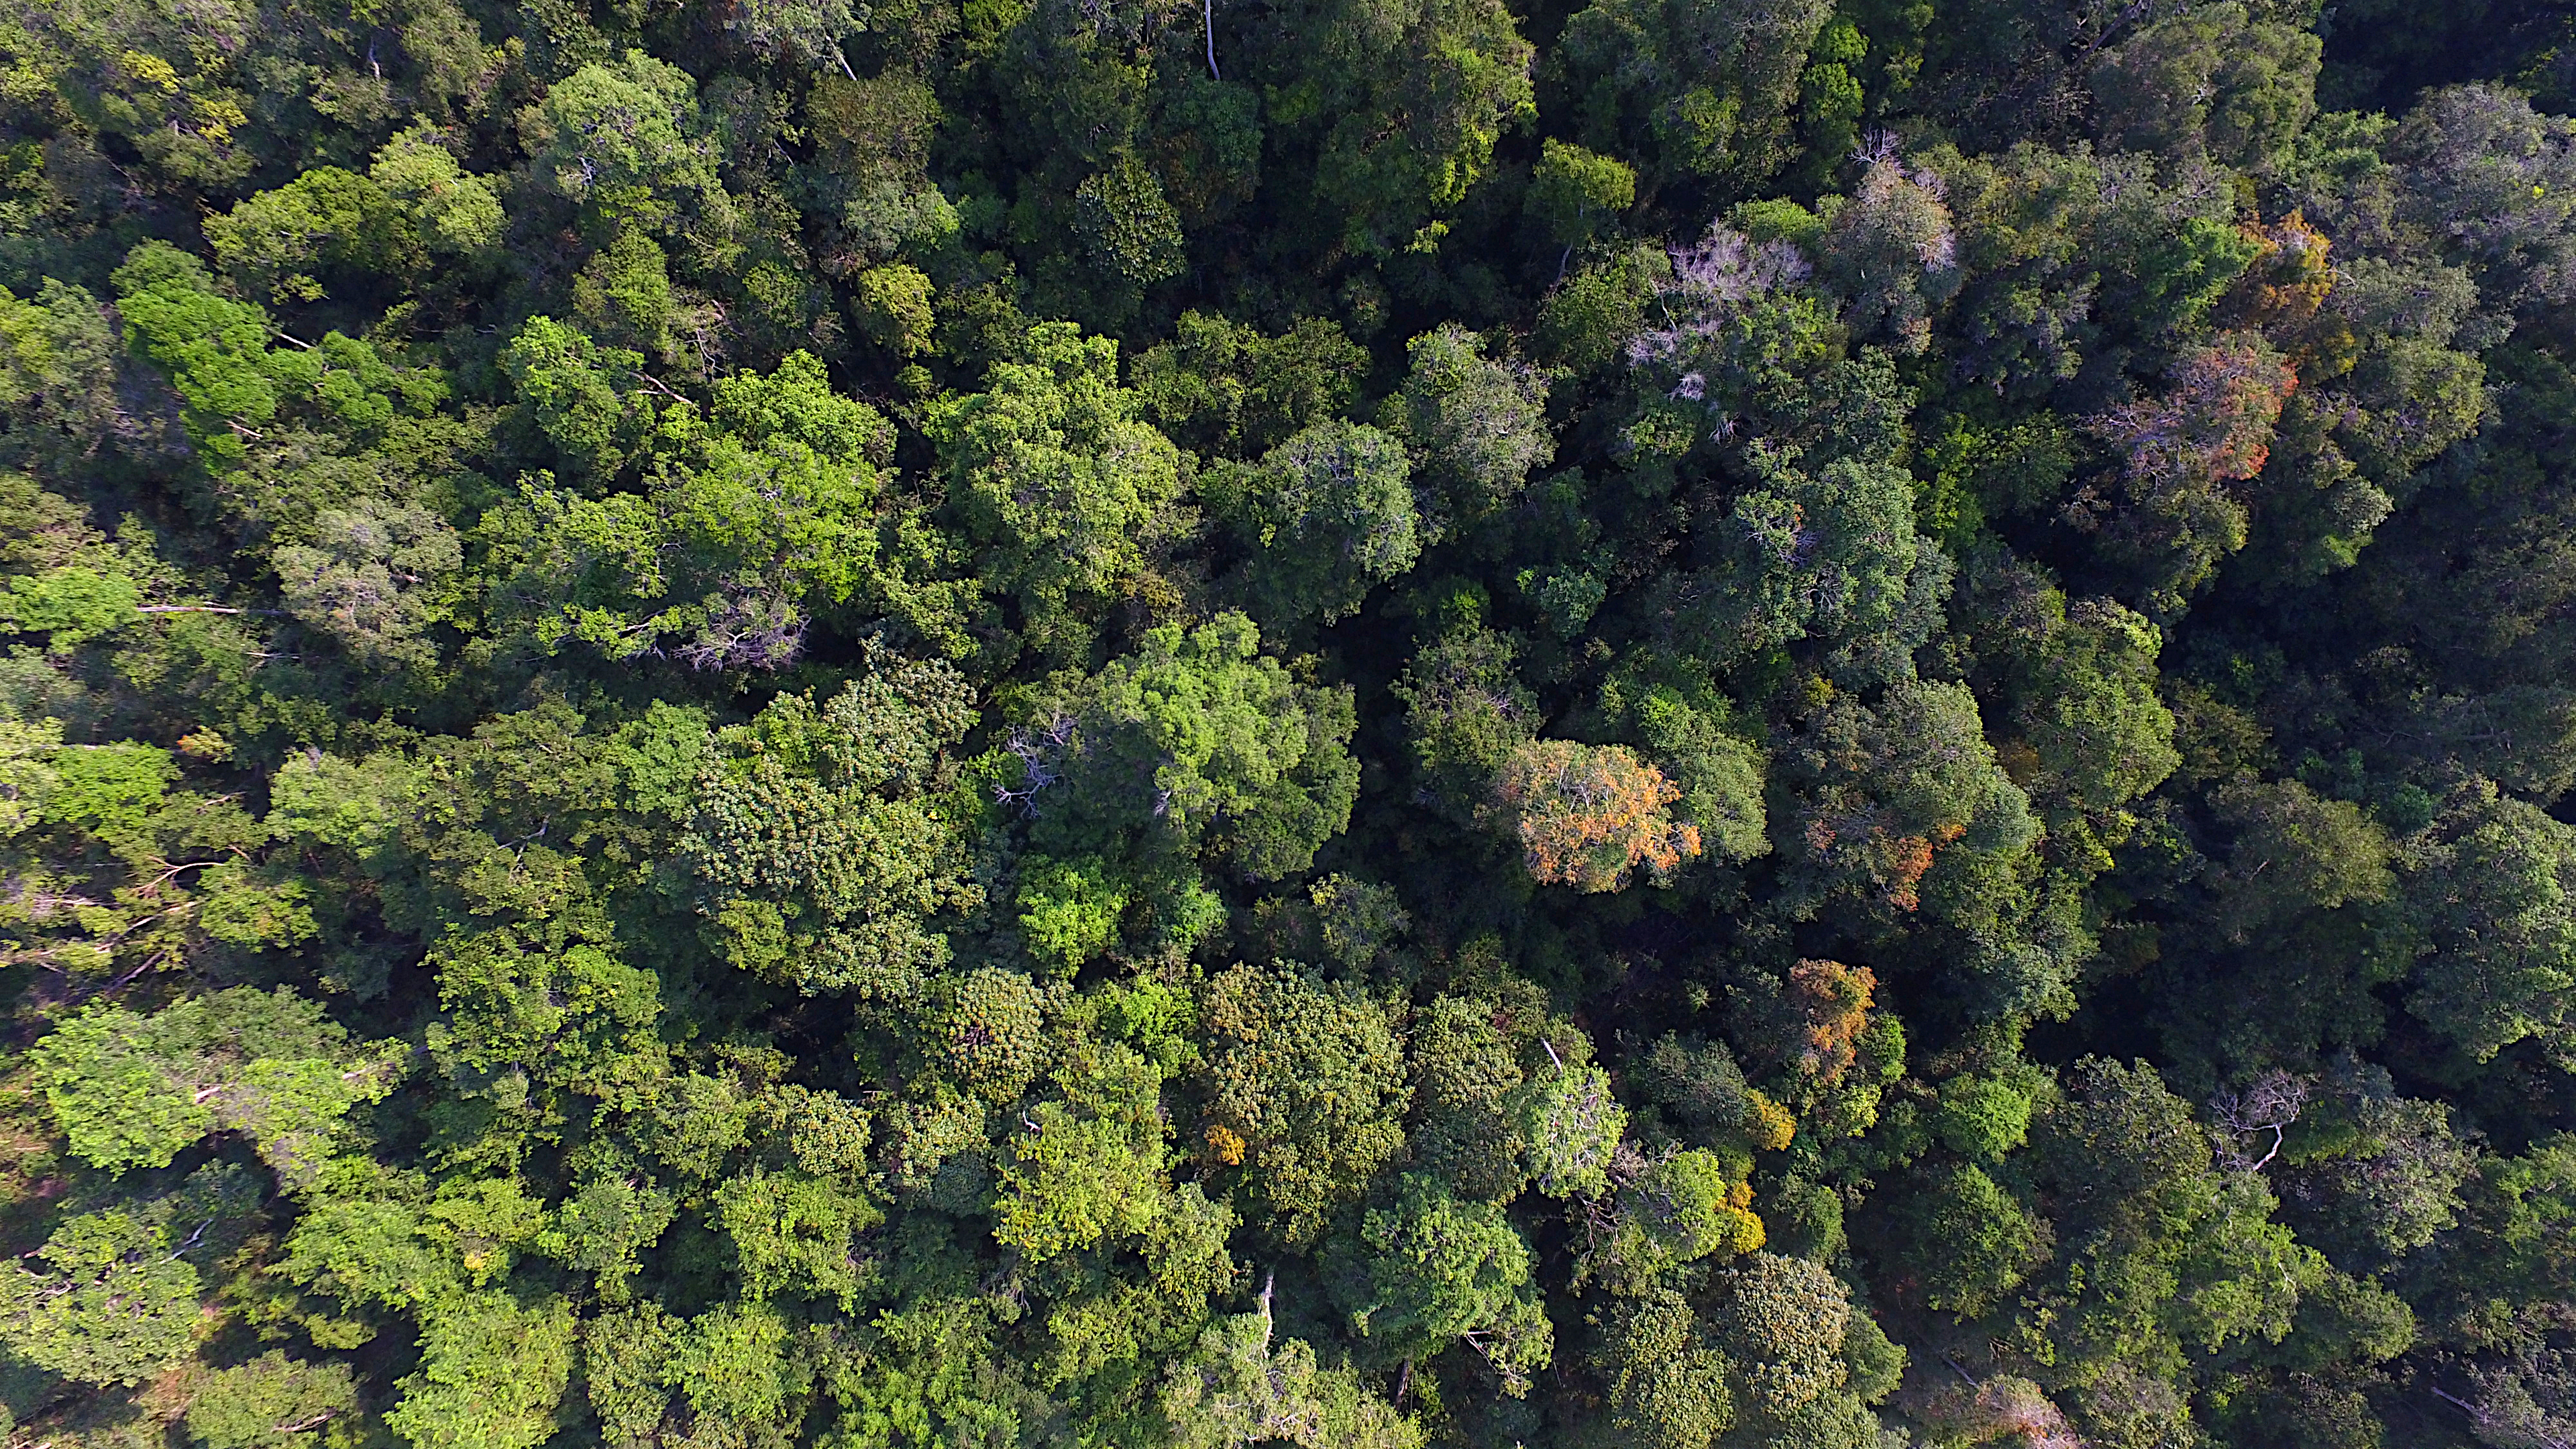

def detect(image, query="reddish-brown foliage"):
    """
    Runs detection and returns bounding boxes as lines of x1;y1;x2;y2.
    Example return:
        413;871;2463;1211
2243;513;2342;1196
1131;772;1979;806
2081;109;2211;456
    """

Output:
1921;1377;2084;1449
1491;739;1703;892
2096;333;2300;488
2228;211;2355;377
1870;820;1965;910
1799;801;1965;911
1788;957;1877;1085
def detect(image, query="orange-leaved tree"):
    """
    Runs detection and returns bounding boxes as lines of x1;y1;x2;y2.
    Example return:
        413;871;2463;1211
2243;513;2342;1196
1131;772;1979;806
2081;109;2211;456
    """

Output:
2086;330;2300;608
1787;958;1877;1087
1491;739;1702;892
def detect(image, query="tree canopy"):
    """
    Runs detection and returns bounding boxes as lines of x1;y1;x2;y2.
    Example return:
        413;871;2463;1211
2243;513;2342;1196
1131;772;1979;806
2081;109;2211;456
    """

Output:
0;0;2570;1445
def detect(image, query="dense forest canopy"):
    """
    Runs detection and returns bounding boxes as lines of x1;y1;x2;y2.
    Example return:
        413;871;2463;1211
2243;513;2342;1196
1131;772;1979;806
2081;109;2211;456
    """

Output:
1;0;2575;1442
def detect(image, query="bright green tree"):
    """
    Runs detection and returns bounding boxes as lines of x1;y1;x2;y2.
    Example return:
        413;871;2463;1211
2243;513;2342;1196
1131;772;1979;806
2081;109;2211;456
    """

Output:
32;986;401;1183
1;1207;208;1386
1340;1173;1553;1395
1025;612;1359;881
928;322;1189;662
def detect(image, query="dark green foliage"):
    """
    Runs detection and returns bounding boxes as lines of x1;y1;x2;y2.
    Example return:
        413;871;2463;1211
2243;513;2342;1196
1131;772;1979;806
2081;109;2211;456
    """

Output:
1335;1173;1552;1393
1381;325;1552;541
1556;0;1830;191
1393;621;1536;820
930;322;1187;663
1216;419;1421;627
2403;782;2576;1061
2090;3;2321;170
1130;312;1368;461
1273;0;1536;256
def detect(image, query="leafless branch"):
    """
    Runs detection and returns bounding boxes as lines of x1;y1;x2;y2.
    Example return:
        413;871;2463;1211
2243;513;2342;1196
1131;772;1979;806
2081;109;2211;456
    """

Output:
2211;1069;2308;1173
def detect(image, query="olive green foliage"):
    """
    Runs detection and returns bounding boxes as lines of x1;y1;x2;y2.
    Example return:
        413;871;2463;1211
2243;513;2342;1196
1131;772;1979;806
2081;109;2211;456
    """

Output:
1593;1287;1734;1449
5;1203;214;1385
1701;1252;1896;1446
1511;1061;1628;1199
1161;1303;1421;1449
993;1037;1171;1259
185;1352;362;1448
0;0;2571;1443
1075;156;1188;290
1200;964;1409;1244
1405;991;1536;1201
855;262;938;357
683;657;980;996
